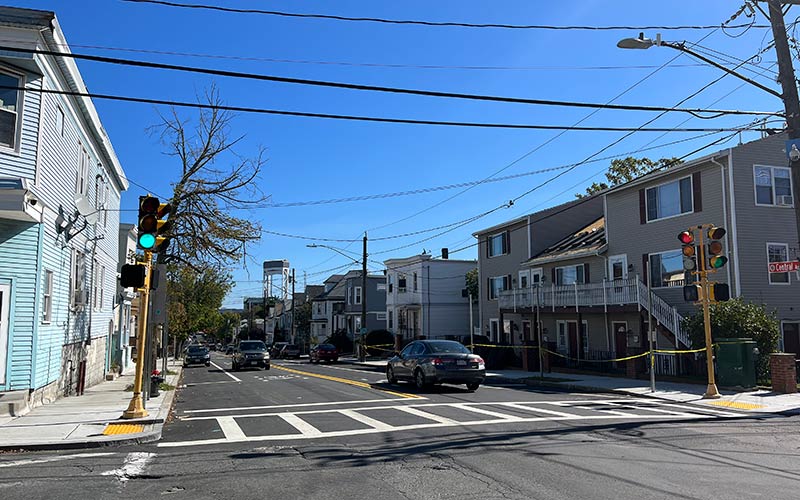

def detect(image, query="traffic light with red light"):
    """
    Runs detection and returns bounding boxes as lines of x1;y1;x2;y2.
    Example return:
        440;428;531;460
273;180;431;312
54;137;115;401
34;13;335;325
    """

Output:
678;230;697;272
706;226;727;270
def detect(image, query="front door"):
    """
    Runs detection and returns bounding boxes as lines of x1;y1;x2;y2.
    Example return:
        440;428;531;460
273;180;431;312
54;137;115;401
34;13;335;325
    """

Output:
0;283;10;386
568;321;578;358
530;268;543;286
783;322;800;359
613;322;628;358
522;321;531;342
609;255;628;281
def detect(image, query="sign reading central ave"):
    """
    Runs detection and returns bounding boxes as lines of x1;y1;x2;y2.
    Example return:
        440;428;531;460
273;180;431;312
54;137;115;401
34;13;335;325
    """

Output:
768;261;800;273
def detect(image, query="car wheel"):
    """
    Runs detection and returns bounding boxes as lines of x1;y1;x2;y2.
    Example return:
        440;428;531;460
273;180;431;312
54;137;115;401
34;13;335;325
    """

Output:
466;382;480;391
414;369;428;390
265;364;270;370
386;366;398;385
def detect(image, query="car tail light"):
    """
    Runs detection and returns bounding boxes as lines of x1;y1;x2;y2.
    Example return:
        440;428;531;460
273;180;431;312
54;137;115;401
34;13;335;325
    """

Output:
432;357;444;366
473;356;485;365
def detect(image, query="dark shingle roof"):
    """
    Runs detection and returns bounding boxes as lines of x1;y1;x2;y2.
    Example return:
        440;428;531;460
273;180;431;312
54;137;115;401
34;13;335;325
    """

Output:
530;218;605;262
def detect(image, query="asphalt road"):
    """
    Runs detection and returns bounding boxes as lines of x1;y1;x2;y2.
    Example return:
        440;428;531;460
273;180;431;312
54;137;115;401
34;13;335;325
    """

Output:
1;352;799;500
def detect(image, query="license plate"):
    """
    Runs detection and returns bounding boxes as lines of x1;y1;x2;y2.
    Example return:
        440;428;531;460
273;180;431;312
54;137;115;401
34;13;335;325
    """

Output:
248;361;256;366
456;360;467;366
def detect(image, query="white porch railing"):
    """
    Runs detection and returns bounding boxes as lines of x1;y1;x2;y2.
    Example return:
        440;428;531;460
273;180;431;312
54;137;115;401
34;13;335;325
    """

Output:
498;277;691;348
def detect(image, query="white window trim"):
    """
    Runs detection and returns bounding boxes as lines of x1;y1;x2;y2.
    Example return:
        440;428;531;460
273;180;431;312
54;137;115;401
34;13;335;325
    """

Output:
354;286;362;305
530;267;543;285
42;270;53;324
556;320;567;351
766;242;792;285
648;249;686;289
645;175;694;223
487;231;508;258
554;265;585;286
489;318;500;343
754;165;794;208
488;275;506;300
0;66;25;153
581;320;589;353
518;269;530;289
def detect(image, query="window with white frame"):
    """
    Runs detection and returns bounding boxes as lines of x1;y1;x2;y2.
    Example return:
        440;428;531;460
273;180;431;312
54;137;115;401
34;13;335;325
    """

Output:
581;321;589;353
413;272;418;291
649;250;685;288
488;232;508;257
93;260;100;309
489;319;500;343
646;176;693;221
754;166;793;206
42;270;53;323
0;72;22;149
56;105;64;137
398;275;407;292
76;144;90;196
768;243;790;284
354;286;362;305
488;276;509;300
70;250;86;308
555;265;585;285
388;310;393;329
557;322;567;351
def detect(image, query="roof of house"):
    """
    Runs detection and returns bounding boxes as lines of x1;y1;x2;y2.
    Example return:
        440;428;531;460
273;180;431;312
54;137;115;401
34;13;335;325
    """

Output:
525;217;606;265
314;275;347;301
472;193;602;237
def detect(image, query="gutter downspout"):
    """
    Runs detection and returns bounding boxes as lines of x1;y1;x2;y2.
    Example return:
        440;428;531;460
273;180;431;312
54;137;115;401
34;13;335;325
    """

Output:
711;155;734;293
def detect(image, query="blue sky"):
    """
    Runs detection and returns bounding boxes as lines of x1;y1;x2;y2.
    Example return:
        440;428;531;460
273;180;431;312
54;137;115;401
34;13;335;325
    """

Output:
9;1;787;306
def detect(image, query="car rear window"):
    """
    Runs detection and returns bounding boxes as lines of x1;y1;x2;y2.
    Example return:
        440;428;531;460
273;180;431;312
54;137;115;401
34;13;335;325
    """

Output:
318;344;336;350
240;341;266;351
426;341;470;354
188;346;207;354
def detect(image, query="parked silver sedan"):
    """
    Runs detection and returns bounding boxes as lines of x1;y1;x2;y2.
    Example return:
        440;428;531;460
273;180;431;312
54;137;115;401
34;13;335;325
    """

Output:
386;340;485;391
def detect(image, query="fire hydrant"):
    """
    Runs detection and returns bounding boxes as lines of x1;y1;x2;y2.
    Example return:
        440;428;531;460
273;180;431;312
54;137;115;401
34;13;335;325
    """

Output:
150;370;164;397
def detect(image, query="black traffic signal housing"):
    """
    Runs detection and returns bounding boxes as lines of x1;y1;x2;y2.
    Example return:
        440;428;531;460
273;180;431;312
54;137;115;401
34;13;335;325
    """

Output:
709;283;730;302
137;196;160;250
678;230;697;272
683;283;702;302
120;263;146;289
706;226;728;270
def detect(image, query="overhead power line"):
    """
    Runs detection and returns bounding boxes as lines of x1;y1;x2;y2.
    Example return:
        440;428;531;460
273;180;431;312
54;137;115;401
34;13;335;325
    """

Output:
0;85;770;133
0;46;779;119
122;0;767;31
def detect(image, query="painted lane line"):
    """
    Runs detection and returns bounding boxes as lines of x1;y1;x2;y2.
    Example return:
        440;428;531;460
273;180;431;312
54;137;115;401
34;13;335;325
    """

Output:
496;403;577;418
338;409;395;431
0;452;115;469
273;364;423;399
394;405;459;425
184;380;237;387
101;452;156;483
209;361;241;382
216;416;247;442
278;413;323;436
183;398;410;414
452;403;523;421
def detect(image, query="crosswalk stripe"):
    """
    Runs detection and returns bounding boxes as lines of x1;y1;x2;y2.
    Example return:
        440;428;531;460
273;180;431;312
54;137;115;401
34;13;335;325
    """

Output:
278;413;322;436
654;402;745;417
217;416;247;441
394;406;459;425
497;403;579;418
572;406;639;417
339;409;395;430
452;404;523;421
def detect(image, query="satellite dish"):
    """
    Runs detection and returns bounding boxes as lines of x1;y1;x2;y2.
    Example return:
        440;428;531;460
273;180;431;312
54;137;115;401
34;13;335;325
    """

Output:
74;195;99;225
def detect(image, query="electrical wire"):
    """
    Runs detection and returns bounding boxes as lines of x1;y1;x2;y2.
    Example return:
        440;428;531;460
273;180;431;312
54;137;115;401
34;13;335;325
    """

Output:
122;1;767;31
1;46;777;119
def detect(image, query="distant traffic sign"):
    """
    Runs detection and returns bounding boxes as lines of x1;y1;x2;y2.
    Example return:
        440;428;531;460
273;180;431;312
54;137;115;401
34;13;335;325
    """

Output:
768;260;800;273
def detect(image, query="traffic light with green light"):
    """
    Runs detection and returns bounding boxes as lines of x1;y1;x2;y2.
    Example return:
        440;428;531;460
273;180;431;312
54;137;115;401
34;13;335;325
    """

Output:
706;226;727;270
137;196;172;252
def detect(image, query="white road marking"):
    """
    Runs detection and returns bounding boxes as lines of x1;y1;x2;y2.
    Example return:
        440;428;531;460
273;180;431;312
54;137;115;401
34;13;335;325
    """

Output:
653;401;746;418
394;405;459;425
216;416;247;441
278;413;322;436
497;403;578;418
573;406;639;417
452;403;523;421
185;380;237;387
101;452;156;483
182;398;409;414
209;361;241;382
339;409;395;431
0;452;115;469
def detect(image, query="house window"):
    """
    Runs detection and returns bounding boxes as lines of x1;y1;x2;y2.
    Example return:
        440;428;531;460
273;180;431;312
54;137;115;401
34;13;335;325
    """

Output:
76;144;90;196
646;176;693;221
388;310;393;329
56;105;65;137
354;286;362;305
413;272;418;291
70;250;86;309
754;166;793;206
398;275;407;292
42;270;53;323
581;321;589;353
557;322;567;351
488;276;509;300
649;250;685;288
555;265;585;286
767;243;790;284
0;72;21;149
489;319;500;343
488;232;509;257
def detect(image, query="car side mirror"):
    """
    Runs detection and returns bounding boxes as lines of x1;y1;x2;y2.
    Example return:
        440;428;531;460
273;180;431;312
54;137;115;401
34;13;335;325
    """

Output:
394;351;402;358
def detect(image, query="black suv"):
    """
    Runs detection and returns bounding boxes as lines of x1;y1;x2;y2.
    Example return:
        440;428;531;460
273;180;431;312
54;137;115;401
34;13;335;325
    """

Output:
232;340;270;371
184;345;210;367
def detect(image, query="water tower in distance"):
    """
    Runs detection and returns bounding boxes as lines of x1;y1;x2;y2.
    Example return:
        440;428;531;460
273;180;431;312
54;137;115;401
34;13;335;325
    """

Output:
263;259;291;302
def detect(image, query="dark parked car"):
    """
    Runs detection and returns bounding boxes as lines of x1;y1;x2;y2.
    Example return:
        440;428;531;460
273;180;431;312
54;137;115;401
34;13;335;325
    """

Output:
279;343;301;359
386;340;485;391
184;345;210;367
270;342;288;358
232;340;270;371
310;344;339;363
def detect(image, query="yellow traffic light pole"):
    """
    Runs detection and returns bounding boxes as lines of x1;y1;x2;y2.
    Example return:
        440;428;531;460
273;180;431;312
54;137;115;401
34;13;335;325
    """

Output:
122;250;153;419
696;225;721;399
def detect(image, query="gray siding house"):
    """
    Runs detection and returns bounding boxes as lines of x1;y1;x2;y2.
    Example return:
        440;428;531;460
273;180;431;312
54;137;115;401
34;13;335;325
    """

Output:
0;7;128;410
343;272;387;335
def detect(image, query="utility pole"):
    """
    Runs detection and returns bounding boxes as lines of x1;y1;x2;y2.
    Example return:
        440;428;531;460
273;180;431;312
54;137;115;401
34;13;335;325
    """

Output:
122;250;153;419
291;268;296;345
766;0;800;250
360;233;368;362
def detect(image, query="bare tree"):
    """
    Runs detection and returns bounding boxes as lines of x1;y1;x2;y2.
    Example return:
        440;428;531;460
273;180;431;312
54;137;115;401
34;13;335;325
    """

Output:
151;86;268;268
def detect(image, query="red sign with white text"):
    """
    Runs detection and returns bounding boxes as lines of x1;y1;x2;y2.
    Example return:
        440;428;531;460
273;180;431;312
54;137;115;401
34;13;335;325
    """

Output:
768;261;800;273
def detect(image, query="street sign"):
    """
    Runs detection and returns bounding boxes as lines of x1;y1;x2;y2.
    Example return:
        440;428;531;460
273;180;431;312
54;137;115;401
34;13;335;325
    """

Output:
768;260;800;273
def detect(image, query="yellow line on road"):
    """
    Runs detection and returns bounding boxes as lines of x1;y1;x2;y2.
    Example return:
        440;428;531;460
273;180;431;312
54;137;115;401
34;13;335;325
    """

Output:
273;364;423;399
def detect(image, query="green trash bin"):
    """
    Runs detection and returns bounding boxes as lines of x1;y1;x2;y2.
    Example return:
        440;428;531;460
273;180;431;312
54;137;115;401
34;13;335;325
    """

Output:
716;338;757;389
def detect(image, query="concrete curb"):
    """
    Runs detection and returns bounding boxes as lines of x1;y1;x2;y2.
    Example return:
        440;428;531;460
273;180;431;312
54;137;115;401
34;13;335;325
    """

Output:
0;366;183;452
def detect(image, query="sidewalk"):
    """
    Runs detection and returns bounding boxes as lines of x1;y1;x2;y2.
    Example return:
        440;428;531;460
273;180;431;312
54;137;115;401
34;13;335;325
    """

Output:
339;357;800;415
0;360;182;451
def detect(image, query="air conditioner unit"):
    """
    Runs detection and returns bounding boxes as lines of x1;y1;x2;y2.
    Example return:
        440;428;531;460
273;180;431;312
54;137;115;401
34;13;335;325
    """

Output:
777;195;794;206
